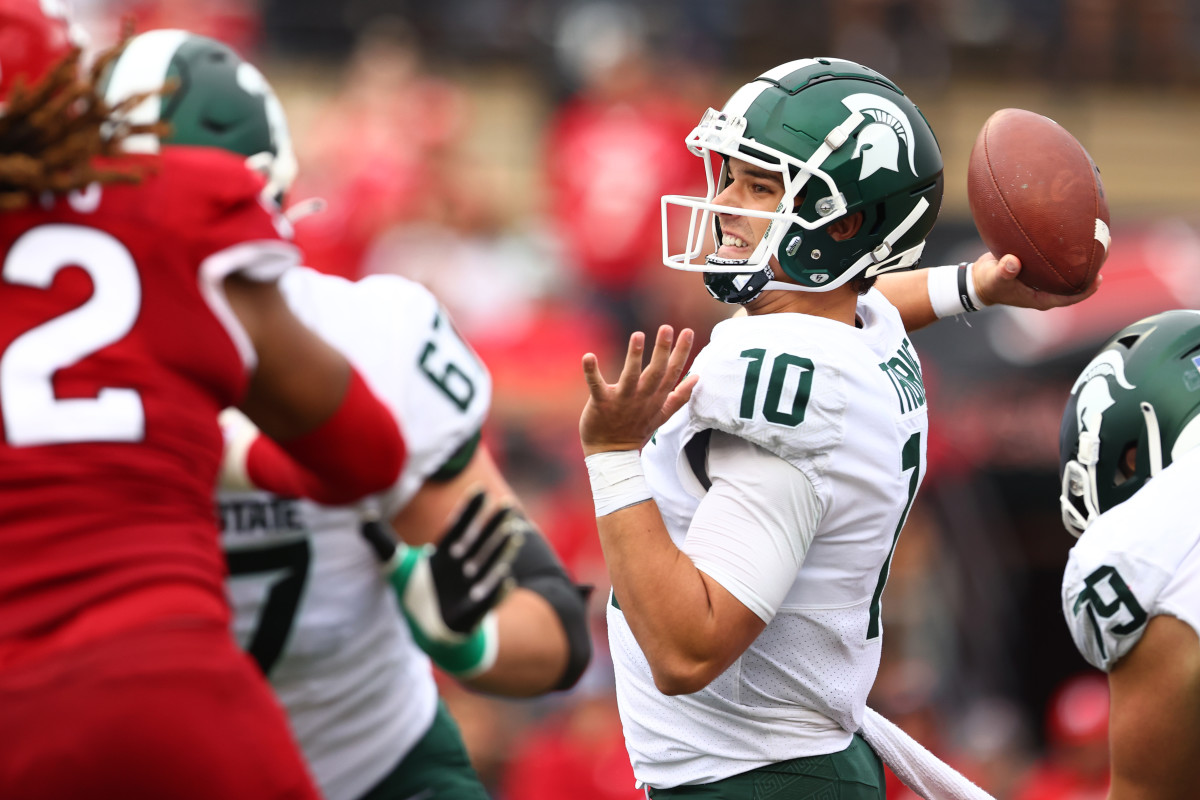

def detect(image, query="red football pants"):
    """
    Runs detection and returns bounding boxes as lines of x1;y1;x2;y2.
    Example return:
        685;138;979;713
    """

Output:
0;618;320;800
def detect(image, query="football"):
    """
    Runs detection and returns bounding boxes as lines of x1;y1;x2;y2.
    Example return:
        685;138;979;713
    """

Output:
967;108;1110;295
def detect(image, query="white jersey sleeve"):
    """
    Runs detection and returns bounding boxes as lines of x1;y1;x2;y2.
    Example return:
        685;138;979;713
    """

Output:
278;267;492;514
1062;448;1200;672
683;430;820;624
1061;537;1164;672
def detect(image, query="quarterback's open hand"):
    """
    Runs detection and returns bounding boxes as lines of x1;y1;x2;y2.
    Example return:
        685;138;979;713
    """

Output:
974;252;1102;310
580;325;698;457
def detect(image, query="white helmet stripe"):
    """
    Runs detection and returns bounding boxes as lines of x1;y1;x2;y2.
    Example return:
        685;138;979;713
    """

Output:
723;59;829;117
758;58;845;83
721;79;771;118
104;29;189;154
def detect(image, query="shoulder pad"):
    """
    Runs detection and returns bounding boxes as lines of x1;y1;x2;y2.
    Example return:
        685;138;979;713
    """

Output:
1061;536;1166;672
686;319;844;472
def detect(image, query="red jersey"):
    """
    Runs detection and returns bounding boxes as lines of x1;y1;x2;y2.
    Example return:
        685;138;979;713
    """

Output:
0;146;300;642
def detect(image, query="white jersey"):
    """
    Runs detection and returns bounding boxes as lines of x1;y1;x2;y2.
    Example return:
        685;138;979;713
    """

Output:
609;289;929;789
219;268;491;800
1062;446;1200;673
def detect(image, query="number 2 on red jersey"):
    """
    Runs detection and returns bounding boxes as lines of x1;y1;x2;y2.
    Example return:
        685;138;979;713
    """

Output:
2;224;145;446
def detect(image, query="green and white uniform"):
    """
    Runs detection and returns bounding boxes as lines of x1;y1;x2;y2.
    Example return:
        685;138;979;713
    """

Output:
219;268;490;800
609;289;928;789
1062;446;1200;673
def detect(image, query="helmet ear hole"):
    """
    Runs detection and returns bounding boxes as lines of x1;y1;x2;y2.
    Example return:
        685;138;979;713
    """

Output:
827;212;863;242
1113;443;1138;485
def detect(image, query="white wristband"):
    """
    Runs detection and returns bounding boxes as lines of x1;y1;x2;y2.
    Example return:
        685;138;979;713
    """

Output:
218;408;259;491
585;450;652;517
927;262;983;318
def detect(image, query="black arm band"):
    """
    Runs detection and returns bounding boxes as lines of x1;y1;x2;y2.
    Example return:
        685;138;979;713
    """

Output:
508;511;594;691
956;262;979;312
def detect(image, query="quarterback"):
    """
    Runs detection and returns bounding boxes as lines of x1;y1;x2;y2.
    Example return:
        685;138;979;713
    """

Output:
1059;310;1200;800
580;57;1092;797
104;29;592;800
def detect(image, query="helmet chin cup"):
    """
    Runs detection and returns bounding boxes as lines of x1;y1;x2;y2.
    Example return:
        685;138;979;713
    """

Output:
703;260;774;304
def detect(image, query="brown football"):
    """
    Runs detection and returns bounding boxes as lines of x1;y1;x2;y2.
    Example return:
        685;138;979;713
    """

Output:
967;108;1110;295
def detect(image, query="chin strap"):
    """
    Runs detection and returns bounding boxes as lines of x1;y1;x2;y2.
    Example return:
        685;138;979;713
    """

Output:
1141;401;1164;478
284;197;327;224
862;198;931;277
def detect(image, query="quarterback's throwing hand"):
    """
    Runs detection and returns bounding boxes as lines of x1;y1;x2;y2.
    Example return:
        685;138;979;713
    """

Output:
974;252;1102;310
580;325;698;456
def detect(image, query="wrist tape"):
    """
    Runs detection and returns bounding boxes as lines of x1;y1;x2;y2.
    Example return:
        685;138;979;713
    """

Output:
927;262;983;318
585;450;652;517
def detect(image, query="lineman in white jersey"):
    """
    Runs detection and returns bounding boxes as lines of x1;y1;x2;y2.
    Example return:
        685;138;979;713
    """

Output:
104;31;593;800
578;58;1096;798
219;267;497;800
1058;310;1200;800
220;265;591;799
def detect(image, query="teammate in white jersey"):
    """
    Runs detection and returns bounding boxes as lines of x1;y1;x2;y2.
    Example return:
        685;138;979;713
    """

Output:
1058;309;1200;800
577;57;1095;798
104;31;592;800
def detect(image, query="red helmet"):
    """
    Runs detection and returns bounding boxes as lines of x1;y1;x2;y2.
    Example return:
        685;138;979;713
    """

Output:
0;0;79;103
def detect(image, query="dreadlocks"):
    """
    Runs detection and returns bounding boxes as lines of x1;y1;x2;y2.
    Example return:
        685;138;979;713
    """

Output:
0;35;169;211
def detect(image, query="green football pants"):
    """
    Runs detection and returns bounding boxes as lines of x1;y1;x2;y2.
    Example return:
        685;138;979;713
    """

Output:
646;734;885;799
358;700;489;800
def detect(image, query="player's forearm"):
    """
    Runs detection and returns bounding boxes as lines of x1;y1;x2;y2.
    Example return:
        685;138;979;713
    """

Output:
598;501;741;694
232;368;406;505
875;270;939;332
463;589;569;696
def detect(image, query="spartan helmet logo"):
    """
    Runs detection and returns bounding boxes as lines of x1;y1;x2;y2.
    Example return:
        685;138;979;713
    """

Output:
1071;350;1136;439
841;93;920;181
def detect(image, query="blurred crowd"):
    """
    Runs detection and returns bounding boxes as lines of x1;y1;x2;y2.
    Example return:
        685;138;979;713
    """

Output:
70;0;1200;796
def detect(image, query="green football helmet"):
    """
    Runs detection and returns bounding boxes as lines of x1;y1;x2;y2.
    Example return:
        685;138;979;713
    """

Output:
1059;310;1200;537
100;29;297;204
662;57;944;304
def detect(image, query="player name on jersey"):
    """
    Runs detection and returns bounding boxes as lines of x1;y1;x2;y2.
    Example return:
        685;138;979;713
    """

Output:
219;497;306;536
878;338;926;415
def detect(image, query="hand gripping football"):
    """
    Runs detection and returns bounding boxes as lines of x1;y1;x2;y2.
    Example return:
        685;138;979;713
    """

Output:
967;108;1110;295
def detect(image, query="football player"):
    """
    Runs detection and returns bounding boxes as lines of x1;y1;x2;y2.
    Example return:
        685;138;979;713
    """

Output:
0;5;409;800
103;29;592;800
578;57;1090;797
1058;309;1200;800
